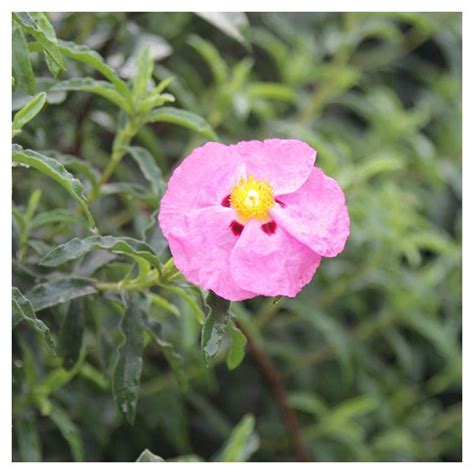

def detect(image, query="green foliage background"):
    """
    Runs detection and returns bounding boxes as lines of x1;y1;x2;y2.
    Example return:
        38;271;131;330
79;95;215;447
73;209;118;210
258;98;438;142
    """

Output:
12;12;461;462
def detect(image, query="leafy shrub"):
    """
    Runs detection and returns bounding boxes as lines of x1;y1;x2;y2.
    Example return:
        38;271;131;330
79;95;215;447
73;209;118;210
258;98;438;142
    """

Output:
12;12;461;462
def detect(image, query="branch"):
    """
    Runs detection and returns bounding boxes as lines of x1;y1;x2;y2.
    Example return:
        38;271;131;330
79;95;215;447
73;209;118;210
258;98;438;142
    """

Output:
236;320;311;462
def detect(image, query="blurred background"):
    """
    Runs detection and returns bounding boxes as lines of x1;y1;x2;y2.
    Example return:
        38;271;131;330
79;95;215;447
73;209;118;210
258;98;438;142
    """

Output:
12;12;461;462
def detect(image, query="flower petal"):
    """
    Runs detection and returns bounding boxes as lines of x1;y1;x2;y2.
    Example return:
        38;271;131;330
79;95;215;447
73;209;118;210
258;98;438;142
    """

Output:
230;219;321;297
231;139;316;195
159;142;245;239
167;206;257;301
271;168;350;257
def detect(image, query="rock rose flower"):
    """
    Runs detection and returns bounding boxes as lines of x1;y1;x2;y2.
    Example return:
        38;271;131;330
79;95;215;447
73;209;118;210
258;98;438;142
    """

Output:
158;139;350;301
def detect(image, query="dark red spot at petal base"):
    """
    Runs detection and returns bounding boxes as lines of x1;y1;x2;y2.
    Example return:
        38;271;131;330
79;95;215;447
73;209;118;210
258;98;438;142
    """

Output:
221;195;231;207
230;220;244;236
275;198;286;208
261;220;277;235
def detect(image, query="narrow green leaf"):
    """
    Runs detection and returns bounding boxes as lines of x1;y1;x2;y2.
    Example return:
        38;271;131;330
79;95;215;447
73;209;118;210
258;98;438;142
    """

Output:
16;411;42;461
154;76;175;95
12;25;35;95
195;12;251;49
143;316;188;393
136;449;165;462
59;298;85;370
132;47;154;101
150;293;180;317
12;145;96;229
163;285;205;322
29;13;63;77
226;320;247;370
57;39;131;100
246;82;297;102
201;291;231;366
288;392;328;417
26;278;97;311
215;414;259;462
12;287;56;355
49;404;85;461
40;235;162;272
321;395;377;432
48;151;99;188
19;339;39;387
147;106;218;140
112;294;145;425
13;12;65;71
38;349;87;396
50;78;131;112
187;34;228;84
127;146;164;196
12;92;47;137
30;209;88;230
13;77;67;110
155;65;198;110
138;92;175;115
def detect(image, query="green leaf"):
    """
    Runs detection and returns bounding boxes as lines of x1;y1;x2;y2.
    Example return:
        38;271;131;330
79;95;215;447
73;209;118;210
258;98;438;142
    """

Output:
38;350;87;396
154;76;175;95
163;285;205;322
147;106;218;140
187;34;228;84
201;291;231;366
12;92;47;137
29;13;63;77
288;391;327;417
136;449;165;462
246;82;297;102
13;77;67;110
59;298;85;370
195;12;251;49
215;414;259;462
149;293;180;317
100;182;157;206
18;339;38;387
50;78;131;112
30;209;88;230
12;145;96;229
58;39;131;100
132;47;154;101
226;320;247;370
143;316;188;393
127;146;164;196
320;395;378;433
113;294;145;425
26;278;97;311
40;235;162;272
13;12;65;71
155;65;198;110
15;411;42;461
12;25;35;95
49;404;85;461
12;287;56;355
49;151;99;188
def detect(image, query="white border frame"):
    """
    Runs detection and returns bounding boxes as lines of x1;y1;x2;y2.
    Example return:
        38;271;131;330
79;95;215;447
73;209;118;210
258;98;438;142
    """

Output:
2;1;471;471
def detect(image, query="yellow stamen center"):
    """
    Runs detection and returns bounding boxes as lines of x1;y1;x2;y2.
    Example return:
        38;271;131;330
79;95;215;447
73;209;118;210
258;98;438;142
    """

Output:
230;176;275;221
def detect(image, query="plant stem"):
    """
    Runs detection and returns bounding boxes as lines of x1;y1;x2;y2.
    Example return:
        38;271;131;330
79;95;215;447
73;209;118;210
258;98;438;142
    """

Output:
88;117;140;201
96;269;160;292
236;320;311;462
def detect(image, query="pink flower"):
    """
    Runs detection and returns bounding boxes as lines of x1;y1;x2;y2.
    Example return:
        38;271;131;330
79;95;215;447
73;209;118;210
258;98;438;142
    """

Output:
158;139;350;301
